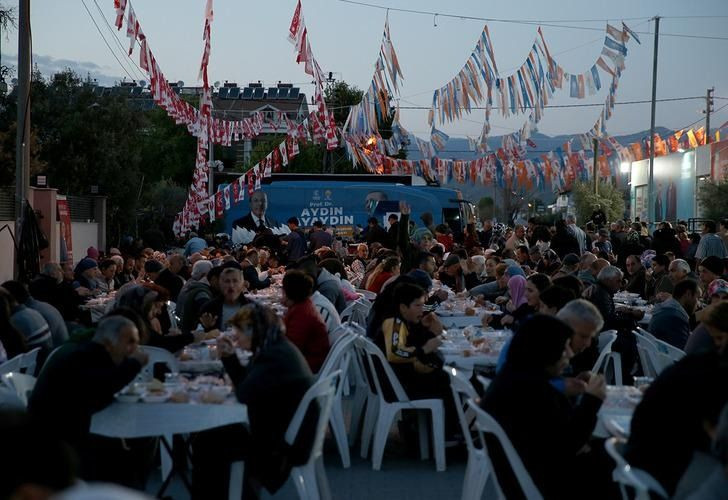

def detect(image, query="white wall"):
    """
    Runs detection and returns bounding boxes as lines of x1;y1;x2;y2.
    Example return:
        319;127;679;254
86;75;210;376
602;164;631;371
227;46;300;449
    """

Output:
0;220;15;282
70;222;100;265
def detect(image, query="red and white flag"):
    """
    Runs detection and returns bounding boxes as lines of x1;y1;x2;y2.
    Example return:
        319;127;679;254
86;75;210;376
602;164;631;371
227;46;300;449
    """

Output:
114;0;127;30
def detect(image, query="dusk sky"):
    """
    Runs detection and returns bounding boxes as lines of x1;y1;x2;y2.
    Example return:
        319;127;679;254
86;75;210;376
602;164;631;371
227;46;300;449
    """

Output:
2;0;727;142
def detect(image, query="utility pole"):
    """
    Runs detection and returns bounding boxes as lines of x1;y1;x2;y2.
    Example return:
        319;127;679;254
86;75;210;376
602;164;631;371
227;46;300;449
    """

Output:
705;87;714;143
15;0;30;254
592;138;599;195
647;16;660;227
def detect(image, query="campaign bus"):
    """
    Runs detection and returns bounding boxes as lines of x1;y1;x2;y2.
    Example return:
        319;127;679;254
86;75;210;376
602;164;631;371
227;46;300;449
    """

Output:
223;173;476;238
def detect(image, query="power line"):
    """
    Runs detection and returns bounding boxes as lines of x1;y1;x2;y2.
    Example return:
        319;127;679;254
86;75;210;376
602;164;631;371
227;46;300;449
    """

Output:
79;0;138;82
90;0;146;82
338;1;728;41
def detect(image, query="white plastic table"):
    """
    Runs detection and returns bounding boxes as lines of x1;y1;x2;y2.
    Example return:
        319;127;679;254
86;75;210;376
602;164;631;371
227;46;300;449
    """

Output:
91;399;247;496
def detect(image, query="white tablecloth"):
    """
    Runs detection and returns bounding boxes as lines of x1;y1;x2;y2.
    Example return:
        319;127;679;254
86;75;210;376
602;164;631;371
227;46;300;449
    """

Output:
437;314;484;329
594;385;640;438
91;400;248;438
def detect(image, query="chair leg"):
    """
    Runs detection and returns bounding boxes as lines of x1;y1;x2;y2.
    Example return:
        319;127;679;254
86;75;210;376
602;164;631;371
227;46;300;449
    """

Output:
229;461;244;500
360;395;378;459
315;456;332;500
417;411;430;461
160;434;173;483
330;398;351;468
430;407;446;472
613;354;623;386
371;406;397;471
461;455;474;500
349;384;367;444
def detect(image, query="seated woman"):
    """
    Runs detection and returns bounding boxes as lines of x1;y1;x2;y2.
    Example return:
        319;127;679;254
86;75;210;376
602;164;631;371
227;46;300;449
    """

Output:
498;274;549;330
366;256;401;295
481;314;607;499
281;270;330;373
192;303;316;500
116;284;212;353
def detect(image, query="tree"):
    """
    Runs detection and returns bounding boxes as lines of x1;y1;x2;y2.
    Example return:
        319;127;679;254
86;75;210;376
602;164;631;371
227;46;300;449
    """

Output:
477;196;494;219
571;181;625;224
698;180;728;222
0;3;16;83
324;80;363;125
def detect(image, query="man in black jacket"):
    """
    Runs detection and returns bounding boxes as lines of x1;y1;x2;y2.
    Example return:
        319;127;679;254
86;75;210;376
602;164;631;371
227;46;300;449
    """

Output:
199;267;252;332
28;315;150;484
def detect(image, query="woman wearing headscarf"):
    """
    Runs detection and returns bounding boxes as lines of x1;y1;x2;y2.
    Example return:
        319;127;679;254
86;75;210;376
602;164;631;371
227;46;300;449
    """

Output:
481;315;607;499
499;274;549;330
191;303;316;499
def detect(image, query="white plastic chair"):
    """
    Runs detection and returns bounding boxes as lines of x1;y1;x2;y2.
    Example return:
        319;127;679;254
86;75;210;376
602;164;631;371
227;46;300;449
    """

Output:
445;367;501;500
19;347;41;375
635;326;685;364
229;371;342;500
476;375;492;392
592;331;623;386
1;372;36;407
340;299;371;326
467;399;543;500
139;345;180;379
604;437;668;500
633;331;663;378
0;354;22;376
354;336;446;471
355;289;377;301
317;332;355;468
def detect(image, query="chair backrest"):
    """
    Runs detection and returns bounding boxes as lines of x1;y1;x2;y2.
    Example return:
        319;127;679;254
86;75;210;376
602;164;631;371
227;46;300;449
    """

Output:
356;289;377;301
318;332;354;380
19;347;41;375
341;299;371;326
0;354;23;377
467;399;543;500
1;372;37;407
597;330;618;352
285;371;341;465
592;332;623;385
354;336;410;402
633;331;664;377
476;374;492;392
604;437;668;499
647;334;686;362
139;345;180;378
444;367;479;451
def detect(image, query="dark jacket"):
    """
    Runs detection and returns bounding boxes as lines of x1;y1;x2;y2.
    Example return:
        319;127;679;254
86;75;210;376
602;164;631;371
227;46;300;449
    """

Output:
624;268;647;298
29;274;83;321
437;269;480;293
28;340;141;447
232;213;279;233
199;295;252;331
176;280;215;335
549;230;580;259
308;229;333;251
365;224;389;247
481;367;602;499
626;352;728;496
243;264;271;290
222;337;316;492
648;298;691;350
154;268;185;302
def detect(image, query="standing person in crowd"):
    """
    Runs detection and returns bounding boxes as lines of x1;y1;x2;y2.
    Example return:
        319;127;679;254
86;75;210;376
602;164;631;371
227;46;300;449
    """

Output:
184;232;208;257
649;279;699;350
281;270;330;373
695;220;728;260
652;221;680;256
365;217;389;247
591;203;607;228
282;217;307;262
478;218;493;248
481;315;608;499
550;219;580;258
386;214;400;250
308;220;334;251
565;214;588;254
420;211;437;235
192;303;316;499
29;315;151;487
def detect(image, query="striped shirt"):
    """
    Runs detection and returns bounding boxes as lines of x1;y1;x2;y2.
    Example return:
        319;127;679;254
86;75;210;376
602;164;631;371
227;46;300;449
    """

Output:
695;233;728;259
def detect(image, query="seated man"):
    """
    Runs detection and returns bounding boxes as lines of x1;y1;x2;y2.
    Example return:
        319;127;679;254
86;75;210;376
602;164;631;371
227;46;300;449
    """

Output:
624;255;647;298
649;279;698;350
437;254;480;293
646;254;674;302
199;267;252;332
242;249;271;291
374;282;456;434
28;315;150;484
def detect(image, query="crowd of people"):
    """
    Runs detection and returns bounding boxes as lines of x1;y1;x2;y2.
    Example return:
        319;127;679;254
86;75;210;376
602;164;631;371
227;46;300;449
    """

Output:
1;205;728;499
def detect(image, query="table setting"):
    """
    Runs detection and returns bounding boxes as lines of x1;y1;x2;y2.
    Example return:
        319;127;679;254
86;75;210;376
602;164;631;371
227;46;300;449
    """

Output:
594;381;650;438
439;327;512;374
